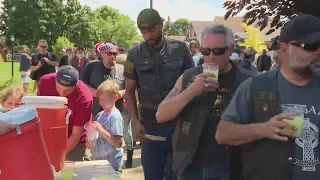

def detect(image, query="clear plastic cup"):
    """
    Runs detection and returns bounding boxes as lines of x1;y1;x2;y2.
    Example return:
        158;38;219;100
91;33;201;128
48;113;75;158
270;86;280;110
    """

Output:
84;122;98;141
202;63;219;80
281;104;306;136
61;161;75;180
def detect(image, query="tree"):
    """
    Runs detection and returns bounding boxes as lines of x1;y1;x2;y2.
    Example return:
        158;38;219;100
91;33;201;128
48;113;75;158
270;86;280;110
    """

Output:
239;23;267;54
164;18;190;36
92;6;140;50
224;0;320;35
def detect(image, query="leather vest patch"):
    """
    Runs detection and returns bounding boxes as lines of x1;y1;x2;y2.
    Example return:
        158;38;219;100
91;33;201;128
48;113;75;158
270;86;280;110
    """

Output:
253;91;277;123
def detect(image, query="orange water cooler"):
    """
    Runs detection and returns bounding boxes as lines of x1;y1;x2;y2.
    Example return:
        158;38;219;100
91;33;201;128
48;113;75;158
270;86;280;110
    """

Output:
0;106;54;180
22;96;68;172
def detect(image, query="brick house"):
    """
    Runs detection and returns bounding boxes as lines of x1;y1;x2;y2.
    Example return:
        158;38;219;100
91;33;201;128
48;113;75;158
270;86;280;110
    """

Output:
185;16;281;48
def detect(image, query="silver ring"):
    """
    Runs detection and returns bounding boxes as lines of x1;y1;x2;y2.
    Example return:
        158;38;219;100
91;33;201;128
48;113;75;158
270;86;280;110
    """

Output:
276;128;281;134
204;77;208;83
204;83;210;88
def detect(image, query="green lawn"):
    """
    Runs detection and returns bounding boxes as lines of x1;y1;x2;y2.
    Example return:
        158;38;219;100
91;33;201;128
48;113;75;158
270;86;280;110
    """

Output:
0;61;36;95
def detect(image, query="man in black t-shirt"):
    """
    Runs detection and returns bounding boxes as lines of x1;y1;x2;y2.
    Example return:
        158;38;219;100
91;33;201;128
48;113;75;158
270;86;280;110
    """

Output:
30;39;58;85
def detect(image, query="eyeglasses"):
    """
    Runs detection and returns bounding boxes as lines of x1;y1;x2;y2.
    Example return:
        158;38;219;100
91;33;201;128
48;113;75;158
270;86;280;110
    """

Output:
289;42;320;52
103;51;118;56
118;49;124;52
200;47;228;56
39;45;47;48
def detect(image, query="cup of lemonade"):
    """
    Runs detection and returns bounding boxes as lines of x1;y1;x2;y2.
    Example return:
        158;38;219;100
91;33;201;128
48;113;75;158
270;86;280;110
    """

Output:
202;63;219;80
281;104;306;136
61;161;75;180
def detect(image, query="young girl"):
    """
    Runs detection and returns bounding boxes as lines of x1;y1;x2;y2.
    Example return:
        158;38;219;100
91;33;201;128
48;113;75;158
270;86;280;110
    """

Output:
93;80;124;172
0;87;26;110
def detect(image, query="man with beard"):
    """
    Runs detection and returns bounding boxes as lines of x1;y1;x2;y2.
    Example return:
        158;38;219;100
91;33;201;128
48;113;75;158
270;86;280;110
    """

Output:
216;14;320;180
81;43;125;121
124;8;193;180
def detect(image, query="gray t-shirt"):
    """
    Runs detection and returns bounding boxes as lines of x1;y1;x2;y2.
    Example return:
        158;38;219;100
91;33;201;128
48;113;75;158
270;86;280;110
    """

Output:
222;72;320;179
19;53;31;72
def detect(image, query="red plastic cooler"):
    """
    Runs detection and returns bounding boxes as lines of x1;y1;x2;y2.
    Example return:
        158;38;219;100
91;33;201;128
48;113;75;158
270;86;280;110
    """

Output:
22;96;68;172
0;106;54;180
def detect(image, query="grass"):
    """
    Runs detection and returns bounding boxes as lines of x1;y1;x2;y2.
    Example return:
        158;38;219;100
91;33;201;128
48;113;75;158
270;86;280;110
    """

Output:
0;61;36;95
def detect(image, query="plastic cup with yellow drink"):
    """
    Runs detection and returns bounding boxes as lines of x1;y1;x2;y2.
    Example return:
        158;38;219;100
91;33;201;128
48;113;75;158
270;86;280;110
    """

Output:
202;63;219;80
61;161;75;180
281;104;306;137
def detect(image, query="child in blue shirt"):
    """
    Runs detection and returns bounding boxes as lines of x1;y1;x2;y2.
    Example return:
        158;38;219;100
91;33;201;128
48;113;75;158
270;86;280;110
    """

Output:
93;80;124;172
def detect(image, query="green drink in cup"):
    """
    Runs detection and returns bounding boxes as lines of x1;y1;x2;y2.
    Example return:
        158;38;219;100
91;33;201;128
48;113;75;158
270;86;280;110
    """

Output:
202;63;219;80
61;161;75;180
281;104;306;136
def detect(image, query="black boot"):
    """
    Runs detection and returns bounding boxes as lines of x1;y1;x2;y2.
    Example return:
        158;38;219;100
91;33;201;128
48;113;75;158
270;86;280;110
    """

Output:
125;150;133;168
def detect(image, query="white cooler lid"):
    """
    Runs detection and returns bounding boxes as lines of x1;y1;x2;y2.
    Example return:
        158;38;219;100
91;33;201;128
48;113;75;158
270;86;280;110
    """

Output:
22;96;68;104
0;106;38;125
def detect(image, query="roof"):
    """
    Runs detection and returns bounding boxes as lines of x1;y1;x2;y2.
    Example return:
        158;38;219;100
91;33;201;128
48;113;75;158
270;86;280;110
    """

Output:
189;21;214;37
165;36;186;41
213;16;280;41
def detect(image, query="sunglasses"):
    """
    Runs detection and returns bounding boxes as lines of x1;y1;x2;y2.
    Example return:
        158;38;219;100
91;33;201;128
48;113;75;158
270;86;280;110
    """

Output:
118;49;124;52
39;45;47;48
200;47;228;56
289;42;320;52
103;51;118;56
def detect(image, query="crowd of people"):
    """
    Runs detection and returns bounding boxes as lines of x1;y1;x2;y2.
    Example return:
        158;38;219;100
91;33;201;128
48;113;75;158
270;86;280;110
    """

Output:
0;8;320;180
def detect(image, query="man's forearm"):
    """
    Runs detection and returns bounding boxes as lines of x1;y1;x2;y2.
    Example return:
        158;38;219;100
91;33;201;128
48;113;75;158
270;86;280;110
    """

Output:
67;135;81;153
156;87;196;123
47;61;58;67
216;120;265;146
125;92;139;123
31;65;40;71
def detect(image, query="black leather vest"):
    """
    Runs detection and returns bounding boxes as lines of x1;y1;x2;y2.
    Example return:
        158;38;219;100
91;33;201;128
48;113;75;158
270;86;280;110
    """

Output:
173;64;252;176
242;70;295;180
135;40;187;128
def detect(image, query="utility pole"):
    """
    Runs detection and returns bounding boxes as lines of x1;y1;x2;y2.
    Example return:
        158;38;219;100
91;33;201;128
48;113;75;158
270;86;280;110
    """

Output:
150;0;153;9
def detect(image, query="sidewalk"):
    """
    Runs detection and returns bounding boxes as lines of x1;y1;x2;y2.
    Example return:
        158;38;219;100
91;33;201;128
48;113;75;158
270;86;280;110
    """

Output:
121;148;144;180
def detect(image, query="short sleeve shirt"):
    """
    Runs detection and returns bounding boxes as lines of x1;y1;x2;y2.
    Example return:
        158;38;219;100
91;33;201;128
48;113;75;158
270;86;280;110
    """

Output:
95;108;124;159
37;73;93;143
19;53;31;72
222;72;320;179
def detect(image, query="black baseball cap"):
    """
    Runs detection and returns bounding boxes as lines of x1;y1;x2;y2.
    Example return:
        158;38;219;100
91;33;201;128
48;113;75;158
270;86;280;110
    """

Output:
279;14;320;44
56;66;79;87
137;8;164;29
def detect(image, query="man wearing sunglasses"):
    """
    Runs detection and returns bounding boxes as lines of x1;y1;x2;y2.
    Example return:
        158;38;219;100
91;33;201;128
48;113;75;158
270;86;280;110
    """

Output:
216;14;320;180
156;23;253;179
124;8;194;180
30;39;58;87
81;43;125;121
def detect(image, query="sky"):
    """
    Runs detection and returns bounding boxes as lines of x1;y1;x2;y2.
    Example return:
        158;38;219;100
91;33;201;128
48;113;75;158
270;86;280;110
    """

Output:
79;0;233;23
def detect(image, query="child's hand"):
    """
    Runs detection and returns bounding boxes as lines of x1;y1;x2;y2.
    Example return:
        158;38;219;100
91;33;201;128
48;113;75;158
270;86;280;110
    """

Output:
86;141;91;149
93;121;103;131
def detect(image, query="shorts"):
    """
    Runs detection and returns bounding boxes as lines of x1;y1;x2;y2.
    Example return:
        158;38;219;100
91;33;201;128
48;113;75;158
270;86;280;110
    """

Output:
21;75;30;84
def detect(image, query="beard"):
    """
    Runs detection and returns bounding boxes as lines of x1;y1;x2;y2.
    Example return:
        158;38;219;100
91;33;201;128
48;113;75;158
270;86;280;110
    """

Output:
290;55;319;78
309;54;320;76
146;32;163;47
67;54;73;60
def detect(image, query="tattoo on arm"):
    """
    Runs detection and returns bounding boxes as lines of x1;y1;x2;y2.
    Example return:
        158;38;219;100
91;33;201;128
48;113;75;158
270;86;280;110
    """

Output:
164;85;182;100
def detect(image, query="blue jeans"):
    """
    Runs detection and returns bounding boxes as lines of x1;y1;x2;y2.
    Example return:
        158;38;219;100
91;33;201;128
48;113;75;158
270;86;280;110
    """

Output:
141;128;177;180
122;109;133;151
179;160;229;180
